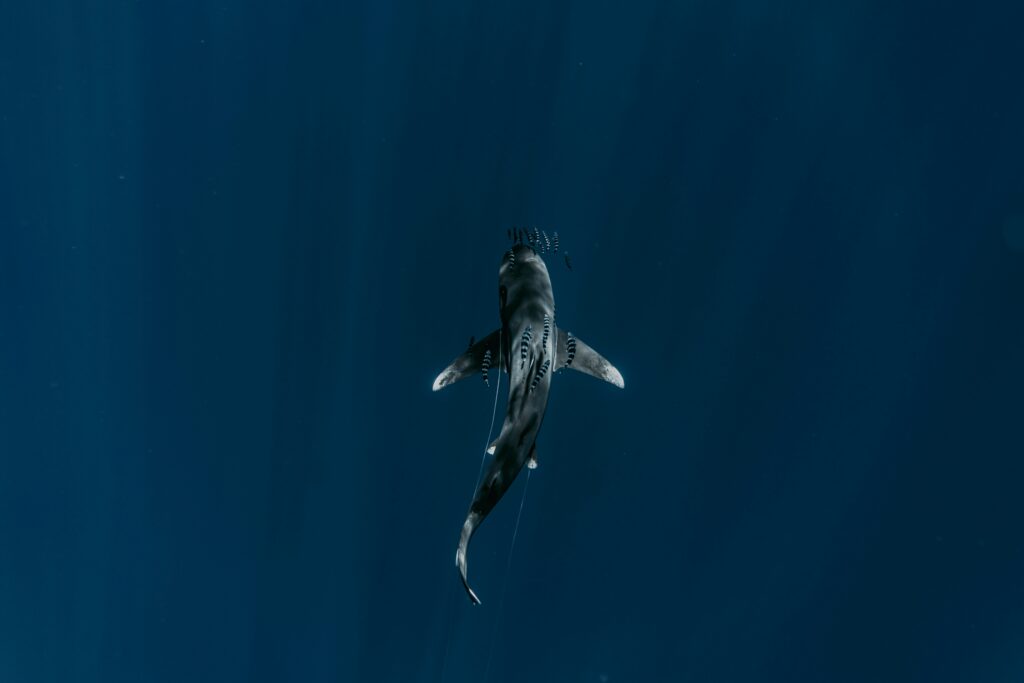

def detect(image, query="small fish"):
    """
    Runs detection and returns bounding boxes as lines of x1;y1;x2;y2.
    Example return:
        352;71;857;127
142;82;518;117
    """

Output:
520;325;532;368
482;349;492;386
542;314;550;353
564;252;573;271
565;334;577;366
530;359;551;392
467;335;475;350
553;231;559;253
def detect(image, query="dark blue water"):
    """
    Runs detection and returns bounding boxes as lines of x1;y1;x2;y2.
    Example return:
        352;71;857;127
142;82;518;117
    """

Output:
3;1;1024;681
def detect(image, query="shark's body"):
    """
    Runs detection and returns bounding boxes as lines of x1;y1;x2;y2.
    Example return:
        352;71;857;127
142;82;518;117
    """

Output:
433;243;624;604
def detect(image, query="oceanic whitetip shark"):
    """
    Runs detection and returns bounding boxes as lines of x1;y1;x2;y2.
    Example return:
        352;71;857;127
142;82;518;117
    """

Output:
432;232;624;604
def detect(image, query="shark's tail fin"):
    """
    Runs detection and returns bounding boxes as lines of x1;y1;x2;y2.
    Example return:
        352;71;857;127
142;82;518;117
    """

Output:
455;512;482;605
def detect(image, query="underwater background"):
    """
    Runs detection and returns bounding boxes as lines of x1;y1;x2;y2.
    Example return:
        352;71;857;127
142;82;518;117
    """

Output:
3;1;1024;681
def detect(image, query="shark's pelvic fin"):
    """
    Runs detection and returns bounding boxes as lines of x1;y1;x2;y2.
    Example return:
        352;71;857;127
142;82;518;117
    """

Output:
433;330;502;391
555;329;625;388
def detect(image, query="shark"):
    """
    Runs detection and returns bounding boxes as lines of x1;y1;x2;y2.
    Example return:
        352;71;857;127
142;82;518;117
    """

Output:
432;240;625;604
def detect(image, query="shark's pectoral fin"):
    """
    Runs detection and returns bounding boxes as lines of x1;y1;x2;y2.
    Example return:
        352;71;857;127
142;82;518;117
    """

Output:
433;330;502;391
555;328;625;388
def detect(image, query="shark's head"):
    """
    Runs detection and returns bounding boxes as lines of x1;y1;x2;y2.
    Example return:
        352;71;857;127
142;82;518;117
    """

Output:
499;245;554;319
500;243;550;281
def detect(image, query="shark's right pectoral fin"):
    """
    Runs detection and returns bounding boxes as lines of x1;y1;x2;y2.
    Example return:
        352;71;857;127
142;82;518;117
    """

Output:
432;329;502;391
555;328;625;388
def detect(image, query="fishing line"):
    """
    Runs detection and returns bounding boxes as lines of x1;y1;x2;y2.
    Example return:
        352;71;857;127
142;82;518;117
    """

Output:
482;468;532;683
475;328;503;492
443;329;505;683
438;575;456;682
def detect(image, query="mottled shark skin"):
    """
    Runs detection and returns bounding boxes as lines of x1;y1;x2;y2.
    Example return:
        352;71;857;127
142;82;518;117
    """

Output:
433;243;624;604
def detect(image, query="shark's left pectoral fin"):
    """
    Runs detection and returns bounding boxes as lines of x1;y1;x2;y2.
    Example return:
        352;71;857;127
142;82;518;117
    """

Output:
433;330;502;391
555;328;625;388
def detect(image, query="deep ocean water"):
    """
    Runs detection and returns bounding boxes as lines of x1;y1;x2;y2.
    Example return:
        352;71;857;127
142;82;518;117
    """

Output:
2;1;1023;681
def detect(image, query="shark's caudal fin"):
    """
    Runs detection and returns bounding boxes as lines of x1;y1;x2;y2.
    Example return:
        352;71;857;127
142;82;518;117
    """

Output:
455;512;482;604
432;330;502;391
555;328;625;388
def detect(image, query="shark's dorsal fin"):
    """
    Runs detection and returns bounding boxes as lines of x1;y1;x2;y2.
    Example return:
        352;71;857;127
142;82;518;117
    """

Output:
433;330;502;391
554;328;625;388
